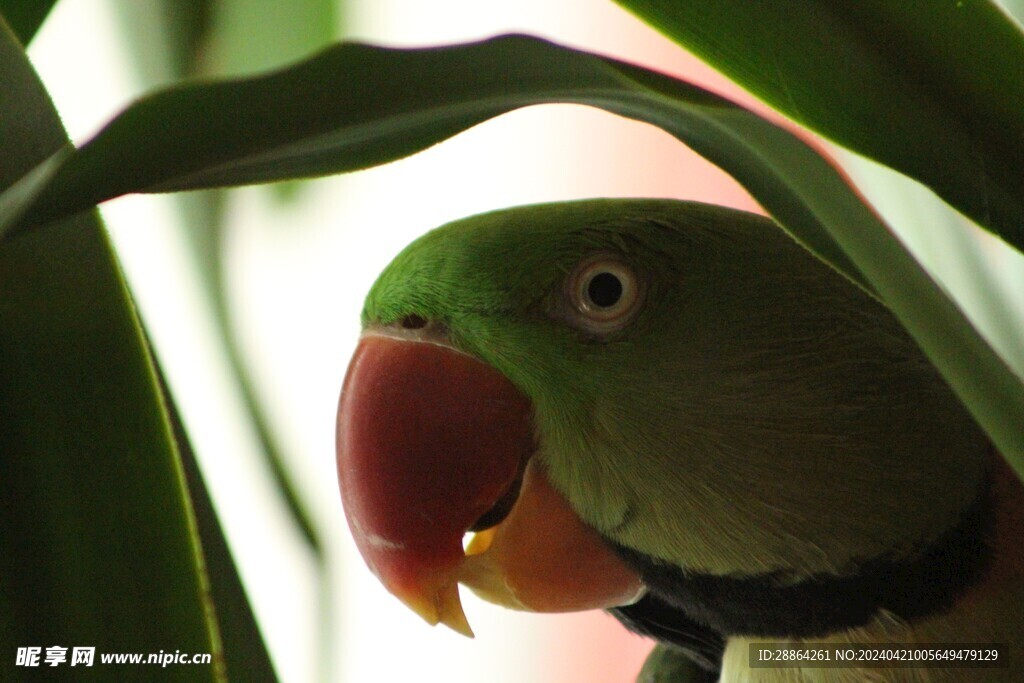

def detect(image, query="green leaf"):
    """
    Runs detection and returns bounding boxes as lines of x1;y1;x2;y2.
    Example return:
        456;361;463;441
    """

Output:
109;0;216;87
613;0;1024;254
202;0;338;205
107;0;325;556
0;146;67;240
202;0;337;77
8;35;1024;472
0;221;222;683
0;16;220;681
157;359;280;683
8;36;866;288
0;0;58;45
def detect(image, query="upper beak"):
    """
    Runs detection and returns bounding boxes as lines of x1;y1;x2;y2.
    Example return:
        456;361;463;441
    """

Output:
336;323;643;637
336;326;533;636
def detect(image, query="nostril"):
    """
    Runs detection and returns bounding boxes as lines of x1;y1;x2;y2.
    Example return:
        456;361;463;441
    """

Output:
400;314;428;330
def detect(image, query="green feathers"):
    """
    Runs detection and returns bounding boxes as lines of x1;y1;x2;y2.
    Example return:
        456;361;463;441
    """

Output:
362;199;988;579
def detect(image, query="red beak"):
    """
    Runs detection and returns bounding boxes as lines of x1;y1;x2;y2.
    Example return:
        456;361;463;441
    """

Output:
336;327;644;636
336;330;534;635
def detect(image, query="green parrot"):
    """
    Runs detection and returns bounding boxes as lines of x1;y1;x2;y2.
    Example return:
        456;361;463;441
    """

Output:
335;199;1023;682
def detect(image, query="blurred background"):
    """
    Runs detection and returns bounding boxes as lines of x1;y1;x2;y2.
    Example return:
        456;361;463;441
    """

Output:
27;1;1024;682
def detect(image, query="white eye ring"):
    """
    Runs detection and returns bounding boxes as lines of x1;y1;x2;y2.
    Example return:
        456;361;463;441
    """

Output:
566;255;643;334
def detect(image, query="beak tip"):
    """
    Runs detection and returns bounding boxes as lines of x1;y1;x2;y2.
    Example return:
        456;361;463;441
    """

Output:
400;592;440;627
440;602;475;639
397;578;475;639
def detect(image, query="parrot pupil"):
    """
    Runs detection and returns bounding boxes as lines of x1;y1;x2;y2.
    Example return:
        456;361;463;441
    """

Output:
587;272;623;308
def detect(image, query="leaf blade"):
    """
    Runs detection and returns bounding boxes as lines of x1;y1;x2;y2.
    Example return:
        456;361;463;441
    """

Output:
107;0;325;557
0;0;58;45
0;14;224;681
156;356;281;683
9;33;1024;474
613;0;1024;253
9;36;866;289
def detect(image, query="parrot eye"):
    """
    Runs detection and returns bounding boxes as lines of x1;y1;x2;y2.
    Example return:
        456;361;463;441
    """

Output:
565;255;642;334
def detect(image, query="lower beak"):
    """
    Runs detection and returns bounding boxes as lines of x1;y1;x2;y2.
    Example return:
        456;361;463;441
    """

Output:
459;458;646;613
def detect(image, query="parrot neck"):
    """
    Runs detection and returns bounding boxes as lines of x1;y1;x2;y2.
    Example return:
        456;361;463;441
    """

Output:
609;453;1015;671
952;455;1024;610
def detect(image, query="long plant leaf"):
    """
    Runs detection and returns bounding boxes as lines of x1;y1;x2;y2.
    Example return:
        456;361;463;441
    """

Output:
613;0;1024;253
156;357;280;682
5;35;1024;472
5;36;867;289
0;16;221;681
0;0;58;45
202;0;337;76
108;0;324;555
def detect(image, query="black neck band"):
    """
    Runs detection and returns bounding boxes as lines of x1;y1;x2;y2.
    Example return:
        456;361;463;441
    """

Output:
608;482;992;670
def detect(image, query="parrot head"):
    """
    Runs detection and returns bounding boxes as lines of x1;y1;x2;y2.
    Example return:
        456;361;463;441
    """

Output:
336;199;988;639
